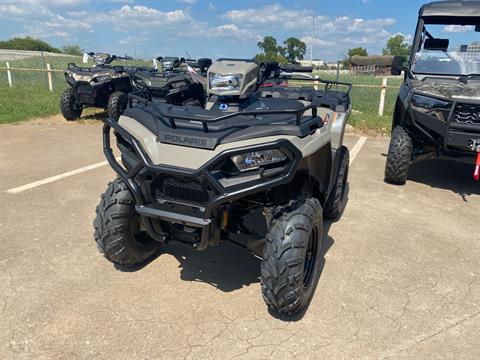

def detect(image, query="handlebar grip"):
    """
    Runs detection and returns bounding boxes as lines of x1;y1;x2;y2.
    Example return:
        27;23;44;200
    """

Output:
281;65;313;73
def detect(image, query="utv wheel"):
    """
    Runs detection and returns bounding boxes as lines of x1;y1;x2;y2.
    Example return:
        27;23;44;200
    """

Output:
182;98;202;106
385;126;413;185
324;146;349;220
60;88;82;121
261;198;323;315
93;178;161;267
107;91;128;120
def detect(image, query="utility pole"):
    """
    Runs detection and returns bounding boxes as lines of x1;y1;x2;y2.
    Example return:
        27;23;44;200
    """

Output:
310;4;315;64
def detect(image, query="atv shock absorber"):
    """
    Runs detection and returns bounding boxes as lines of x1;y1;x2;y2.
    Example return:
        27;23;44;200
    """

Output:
469;139;480;181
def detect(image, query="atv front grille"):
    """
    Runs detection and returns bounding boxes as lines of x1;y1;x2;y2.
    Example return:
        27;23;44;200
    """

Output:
454;104;480;126
154;176;209;206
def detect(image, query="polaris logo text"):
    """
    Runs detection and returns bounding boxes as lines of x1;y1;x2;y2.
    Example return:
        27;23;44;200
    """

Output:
164;134;208;147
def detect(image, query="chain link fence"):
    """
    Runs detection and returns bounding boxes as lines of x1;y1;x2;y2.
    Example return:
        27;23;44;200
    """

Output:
0;51;402;131
314;62;402;131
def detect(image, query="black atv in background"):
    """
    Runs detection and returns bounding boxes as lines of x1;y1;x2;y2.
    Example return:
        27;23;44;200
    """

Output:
130;57;212;107
385;1;480;184
60;53;135;121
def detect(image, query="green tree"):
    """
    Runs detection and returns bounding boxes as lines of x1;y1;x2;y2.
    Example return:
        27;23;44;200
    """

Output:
0;37;61;53
257;36;282;58
283;37;307;63
62;44;83;56
382;34;411;58
255;36;287;63
348;47;368;58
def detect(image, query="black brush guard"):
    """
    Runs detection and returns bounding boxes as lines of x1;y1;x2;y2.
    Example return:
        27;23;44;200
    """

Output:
408;93;480;159
102;117;302;250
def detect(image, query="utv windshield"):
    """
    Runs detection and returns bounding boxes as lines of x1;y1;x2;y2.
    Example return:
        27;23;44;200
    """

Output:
413;19;480;76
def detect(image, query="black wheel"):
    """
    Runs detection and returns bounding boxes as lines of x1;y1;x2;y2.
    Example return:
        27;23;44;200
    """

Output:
93;178;161;267
107;91;128;120
324;146;349;220
385;125;413;185
261;198;323;315
182;98;201;106
60;88;82;121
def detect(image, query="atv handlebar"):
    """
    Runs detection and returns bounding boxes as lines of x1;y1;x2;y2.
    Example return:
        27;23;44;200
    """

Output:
280;65;313;73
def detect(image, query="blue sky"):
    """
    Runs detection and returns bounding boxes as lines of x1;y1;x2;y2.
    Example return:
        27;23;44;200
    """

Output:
0;0;477;61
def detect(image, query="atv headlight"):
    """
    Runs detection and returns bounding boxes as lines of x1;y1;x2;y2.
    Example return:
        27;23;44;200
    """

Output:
412;94;451;121
94;75;111;83
209;73;242;92
171;80;188;89
132;77;151;88
231;149;287;172
412;94;450;111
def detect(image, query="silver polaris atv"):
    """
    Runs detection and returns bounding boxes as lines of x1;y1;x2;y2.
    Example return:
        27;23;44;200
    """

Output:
94;59;352;315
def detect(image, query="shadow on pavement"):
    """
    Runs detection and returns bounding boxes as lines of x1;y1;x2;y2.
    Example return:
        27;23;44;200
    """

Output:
408;159;479;200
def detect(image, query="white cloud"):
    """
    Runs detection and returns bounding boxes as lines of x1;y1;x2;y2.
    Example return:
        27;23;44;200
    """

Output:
110;0;134;3
208;2;216;11
118;35;146;45
0;4;25;16
177;0;196;3
443;25;474;33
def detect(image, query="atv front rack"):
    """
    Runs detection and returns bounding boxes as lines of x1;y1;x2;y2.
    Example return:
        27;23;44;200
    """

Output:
127;91;319;131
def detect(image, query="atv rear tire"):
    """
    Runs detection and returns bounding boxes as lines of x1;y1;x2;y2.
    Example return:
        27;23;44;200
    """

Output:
261;198;323;315
324;146;349;220
107;91;128;120
385;126;413;185
60;88;82;121
94;178;161;267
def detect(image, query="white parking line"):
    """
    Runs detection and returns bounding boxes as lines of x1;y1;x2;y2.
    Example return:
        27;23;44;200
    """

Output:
6;160;111;194
350;136;367;165
7;137;368;195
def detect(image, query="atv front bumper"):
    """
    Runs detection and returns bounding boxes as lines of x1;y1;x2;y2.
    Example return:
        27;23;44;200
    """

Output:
102;117;302;249
409;96;480;160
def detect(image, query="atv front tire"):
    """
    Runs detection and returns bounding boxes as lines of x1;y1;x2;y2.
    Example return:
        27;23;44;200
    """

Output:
107;91;128;120
94;178;161;267
385;126;413;185
60;88;82;121
324;146;349;220
261;198;323;315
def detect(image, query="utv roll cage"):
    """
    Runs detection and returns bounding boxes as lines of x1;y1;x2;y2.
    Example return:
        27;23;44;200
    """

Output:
409;1;480;67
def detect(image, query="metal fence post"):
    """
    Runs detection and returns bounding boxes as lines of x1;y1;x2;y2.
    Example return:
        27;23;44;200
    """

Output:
41;51;48;88
378;77;388;116
46;63;53;92
6;62;13;87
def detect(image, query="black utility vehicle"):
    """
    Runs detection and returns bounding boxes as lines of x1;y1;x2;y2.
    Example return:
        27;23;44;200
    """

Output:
61;53;134;121
130;57;212;106
386;1;480;184
94;59;352;316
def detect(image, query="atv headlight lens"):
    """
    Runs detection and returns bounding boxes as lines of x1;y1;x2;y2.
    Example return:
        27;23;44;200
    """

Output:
171;80;188;89
412;94;450;111
94;75;111;83
132;77;151;88
209;73;242;92
231;149;287;172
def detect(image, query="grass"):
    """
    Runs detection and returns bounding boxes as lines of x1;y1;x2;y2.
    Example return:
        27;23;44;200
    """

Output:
0;55;402;132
